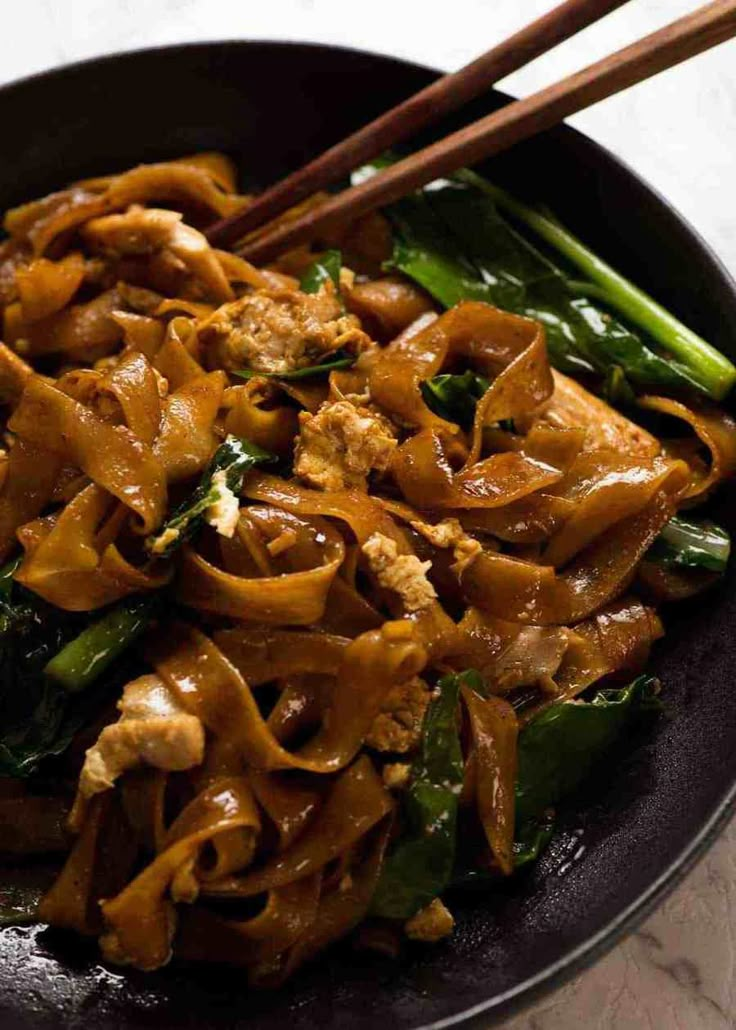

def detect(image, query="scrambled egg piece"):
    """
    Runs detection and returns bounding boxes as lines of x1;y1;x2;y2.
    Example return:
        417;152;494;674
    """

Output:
366;676;431;753
199;284;367;373
404;898;454;942
410;516;482;572
78;675;205;802
294;400;397;492
205;468;240;537
361;532;437;612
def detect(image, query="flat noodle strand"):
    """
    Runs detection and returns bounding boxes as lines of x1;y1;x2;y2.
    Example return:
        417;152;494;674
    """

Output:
10;375;166;531
6;152;729;979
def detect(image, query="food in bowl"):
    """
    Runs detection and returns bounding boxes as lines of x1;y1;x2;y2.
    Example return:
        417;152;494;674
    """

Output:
0;151;733;983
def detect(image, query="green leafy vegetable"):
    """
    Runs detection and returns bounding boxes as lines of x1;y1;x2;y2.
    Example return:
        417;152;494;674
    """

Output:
513;811;556;870
232;350;355;381
44;594;158;693
420;371;515;431
451;809;555;886
420;370;490;429
355;158;734;397
510;677;660;867
602;364;636;407
458;170;736;401
515;674;661;829
389;177;704;391
383;673;659;890
370;670;480;919
299;248;342;294
146;435;274;557
0;562;97;776
646;515;731;573
384;191;497;310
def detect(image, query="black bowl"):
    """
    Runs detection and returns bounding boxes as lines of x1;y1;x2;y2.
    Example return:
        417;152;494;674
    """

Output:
2;40;736;1030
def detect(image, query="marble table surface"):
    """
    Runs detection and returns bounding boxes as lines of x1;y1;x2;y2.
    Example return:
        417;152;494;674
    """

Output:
2;1;735;1026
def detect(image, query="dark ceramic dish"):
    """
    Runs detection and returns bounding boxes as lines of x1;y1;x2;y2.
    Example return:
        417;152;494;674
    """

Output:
0;40;735;1030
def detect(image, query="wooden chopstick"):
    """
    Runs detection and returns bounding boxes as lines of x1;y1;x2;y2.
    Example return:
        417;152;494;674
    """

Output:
206;0;632;247
234;0;736;265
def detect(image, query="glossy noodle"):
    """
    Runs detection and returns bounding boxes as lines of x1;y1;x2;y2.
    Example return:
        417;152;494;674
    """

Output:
0;154;733;984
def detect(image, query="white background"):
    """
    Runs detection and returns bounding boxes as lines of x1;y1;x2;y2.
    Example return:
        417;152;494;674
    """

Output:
2;2;736;1027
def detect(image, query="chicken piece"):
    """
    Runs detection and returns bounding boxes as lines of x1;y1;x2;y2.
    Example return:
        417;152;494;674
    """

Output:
82;206;232;302
204;469;240;538
366;676;431;753
411;518;465;550
78;674;205;802
295;400;397;492
410;516;482;572
404;898;454;942
199;283;368;374
361;532;437;612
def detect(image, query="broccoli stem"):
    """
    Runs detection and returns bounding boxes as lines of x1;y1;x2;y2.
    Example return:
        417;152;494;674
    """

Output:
647;515;731;573
44;595;156;693
459;170;736;401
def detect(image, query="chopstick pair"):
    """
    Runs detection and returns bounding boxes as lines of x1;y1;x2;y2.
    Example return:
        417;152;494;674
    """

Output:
206;0;736;263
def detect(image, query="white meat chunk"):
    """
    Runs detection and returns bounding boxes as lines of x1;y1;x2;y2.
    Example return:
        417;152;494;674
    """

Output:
294;400;397;492
78;674;205;801
199;283;368;374
362;531;437;612
410;516;482;572
205;469;240;538
366;676;432;753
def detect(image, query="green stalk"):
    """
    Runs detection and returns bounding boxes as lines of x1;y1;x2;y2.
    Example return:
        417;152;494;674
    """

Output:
646;515;730;573
565;279;613;303
44;595;156;693
459;170;736;400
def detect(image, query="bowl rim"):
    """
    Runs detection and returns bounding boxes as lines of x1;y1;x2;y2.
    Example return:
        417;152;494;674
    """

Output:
1;37;735;1030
